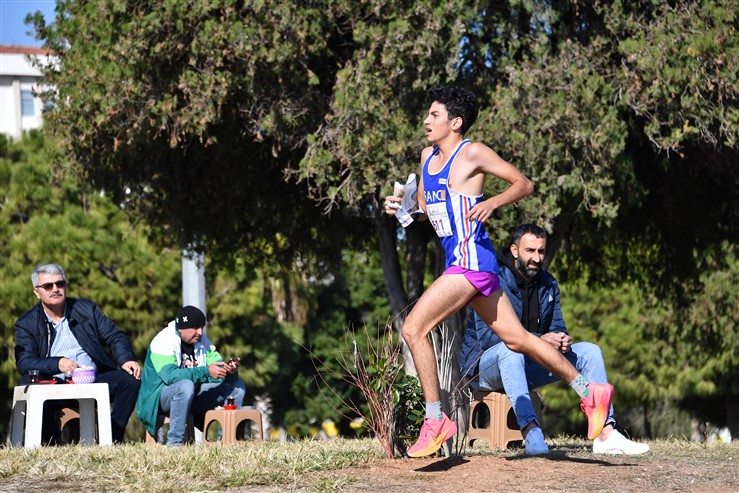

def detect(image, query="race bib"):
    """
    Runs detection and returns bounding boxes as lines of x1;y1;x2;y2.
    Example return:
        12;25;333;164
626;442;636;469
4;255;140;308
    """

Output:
426;202;452;237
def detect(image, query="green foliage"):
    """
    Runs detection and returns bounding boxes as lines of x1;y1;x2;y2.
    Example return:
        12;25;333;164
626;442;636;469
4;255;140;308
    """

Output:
366;342;424;439
393;373;424;440
0;131;182;440
365;346;425;453
542;280;663;437
320;322;423;458
565;283;665;407
554;0;739;293
204;261;305;413
539;251;738;437
647;243;739;424
604;0;738;152
35;0;368;272
297;249;395;434
205;243;395;433
476;36;628;235
0;130;182;352
0;131;394;439
679;245;739;398
29;1;736;287
19;0;738;439
297;0;472;209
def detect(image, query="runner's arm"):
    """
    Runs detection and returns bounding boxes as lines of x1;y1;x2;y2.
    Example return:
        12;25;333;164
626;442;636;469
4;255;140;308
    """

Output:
466;143;533;222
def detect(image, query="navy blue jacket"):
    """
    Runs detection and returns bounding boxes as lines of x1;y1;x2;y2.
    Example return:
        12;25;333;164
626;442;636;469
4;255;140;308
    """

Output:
14;298;136;379
460;251;568;378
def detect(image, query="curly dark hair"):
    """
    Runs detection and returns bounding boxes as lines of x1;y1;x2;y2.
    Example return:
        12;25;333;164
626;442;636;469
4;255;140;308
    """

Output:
426;84;478;134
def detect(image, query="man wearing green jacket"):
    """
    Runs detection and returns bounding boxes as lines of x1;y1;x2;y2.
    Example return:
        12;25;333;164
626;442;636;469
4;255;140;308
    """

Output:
136;305;246;446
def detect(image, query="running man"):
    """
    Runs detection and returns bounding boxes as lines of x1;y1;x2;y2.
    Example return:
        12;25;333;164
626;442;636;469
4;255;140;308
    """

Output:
385;84;613;458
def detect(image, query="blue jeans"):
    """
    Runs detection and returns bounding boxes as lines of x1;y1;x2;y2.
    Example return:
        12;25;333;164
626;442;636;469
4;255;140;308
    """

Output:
477;341;616;430
159;378;246;445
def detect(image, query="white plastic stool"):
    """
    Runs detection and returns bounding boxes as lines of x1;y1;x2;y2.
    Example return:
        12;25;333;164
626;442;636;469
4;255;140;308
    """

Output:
9;383;112;448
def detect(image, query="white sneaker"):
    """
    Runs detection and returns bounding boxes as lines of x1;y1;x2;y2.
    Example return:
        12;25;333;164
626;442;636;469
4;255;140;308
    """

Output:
593;429;650;455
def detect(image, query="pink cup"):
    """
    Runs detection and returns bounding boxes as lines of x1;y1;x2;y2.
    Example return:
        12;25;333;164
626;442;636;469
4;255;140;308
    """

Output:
71;367;96;384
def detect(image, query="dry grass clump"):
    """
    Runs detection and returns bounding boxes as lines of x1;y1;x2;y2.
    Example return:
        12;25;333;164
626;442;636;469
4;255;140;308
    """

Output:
0;437;385;492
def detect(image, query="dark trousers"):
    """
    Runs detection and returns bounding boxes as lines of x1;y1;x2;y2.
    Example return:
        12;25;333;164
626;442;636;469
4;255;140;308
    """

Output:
97;370;141;442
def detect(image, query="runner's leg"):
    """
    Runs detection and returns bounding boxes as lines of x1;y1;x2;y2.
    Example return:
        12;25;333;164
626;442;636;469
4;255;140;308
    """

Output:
402;274;478;402
471;290;613;439
470;289;578;383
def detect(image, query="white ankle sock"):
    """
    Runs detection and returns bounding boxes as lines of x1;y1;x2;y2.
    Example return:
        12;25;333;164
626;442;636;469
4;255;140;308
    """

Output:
569;374;590;399
425;401;442;420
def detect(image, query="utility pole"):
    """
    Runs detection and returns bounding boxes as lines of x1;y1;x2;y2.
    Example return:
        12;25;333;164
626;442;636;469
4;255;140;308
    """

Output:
181;248;206;316
181;248;206;444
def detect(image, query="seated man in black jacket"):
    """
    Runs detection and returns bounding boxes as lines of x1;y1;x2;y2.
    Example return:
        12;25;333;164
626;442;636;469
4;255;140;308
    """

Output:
14;263;142;443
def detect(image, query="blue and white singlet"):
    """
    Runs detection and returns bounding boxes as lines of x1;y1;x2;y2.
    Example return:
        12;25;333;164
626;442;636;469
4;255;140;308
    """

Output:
422;139;500;273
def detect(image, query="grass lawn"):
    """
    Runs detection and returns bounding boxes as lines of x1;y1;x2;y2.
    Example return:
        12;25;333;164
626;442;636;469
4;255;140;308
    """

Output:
0;437;736;492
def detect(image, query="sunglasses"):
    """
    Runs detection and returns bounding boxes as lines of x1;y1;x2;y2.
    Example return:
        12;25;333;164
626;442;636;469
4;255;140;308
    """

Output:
35;280;67;291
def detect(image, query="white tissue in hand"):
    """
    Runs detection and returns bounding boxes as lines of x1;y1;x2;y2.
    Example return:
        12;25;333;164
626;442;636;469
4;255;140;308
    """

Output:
394;173;418;227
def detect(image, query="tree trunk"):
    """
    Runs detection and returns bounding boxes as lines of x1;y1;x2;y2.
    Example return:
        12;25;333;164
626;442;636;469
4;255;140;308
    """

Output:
269;270;308;326
691;417;707;443
405;220;432;301
375;212;416;375
643;405;652;439
726;394;739;440
376;212;407;317
375;212;466;387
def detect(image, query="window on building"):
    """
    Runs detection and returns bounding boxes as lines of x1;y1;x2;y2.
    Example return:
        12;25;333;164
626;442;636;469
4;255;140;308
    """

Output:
21;90;35;117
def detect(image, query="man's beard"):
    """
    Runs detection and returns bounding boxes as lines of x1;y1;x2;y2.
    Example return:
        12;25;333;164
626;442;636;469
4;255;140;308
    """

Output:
515;256;540;280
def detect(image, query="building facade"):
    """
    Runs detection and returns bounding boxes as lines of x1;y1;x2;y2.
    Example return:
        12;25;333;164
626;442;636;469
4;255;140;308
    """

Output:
0;45;53;140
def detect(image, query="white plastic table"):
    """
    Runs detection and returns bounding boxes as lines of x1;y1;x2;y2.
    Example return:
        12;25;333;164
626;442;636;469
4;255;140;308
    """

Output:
10;383;112;448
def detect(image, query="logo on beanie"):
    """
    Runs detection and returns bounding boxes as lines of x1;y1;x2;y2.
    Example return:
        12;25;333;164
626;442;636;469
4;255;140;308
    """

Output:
176;306;206;329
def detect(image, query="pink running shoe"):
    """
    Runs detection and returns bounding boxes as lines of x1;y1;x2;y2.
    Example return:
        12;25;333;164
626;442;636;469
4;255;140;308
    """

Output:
580;382;614;440
407;412;457;458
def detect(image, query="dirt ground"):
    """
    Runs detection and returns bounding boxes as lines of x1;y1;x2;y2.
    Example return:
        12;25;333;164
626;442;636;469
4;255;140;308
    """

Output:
1;439;735;492
308;441;739;493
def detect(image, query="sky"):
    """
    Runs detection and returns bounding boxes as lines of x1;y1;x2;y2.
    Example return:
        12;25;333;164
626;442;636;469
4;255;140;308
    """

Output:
0;0;56;47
